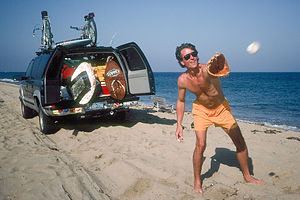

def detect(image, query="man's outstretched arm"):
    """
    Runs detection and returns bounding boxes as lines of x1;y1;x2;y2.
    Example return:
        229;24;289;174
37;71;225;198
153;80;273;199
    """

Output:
175;83;186;142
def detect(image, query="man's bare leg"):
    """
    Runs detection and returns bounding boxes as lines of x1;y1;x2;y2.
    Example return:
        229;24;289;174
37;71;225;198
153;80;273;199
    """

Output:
193;130;207;193
227;126;264;184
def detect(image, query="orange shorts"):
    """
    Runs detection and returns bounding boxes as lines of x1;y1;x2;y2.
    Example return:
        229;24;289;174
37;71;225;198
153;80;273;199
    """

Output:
192;99;238;131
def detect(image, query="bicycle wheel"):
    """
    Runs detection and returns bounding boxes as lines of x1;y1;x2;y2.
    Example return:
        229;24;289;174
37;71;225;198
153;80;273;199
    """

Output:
86;19;97;46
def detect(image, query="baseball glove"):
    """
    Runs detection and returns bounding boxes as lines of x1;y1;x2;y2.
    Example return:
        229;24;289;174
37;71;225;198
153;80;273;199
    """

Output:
207;53;230;77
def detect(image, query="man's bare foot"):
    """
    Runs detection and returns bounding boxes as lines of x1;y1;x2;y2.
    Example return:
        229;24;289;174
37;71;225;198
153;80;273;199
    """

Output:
193;188;203;193
244;175;264;184
193;183;203;193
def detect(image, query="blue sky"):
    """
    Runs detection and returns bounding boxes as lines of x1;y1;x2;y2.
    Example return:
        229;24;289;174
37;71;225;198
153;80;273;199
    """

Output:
0;0;299;72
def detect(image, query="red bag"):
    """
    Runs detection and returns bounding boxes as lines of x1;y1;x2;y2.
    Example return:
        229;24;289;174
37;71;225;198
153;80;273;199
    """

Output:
62;65;75;80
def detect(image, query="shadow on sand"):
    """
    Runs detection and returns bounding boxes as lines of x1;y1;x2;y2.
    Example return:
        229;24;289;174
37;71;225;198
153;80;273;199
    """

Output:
201;147;254;181
54;108;177;134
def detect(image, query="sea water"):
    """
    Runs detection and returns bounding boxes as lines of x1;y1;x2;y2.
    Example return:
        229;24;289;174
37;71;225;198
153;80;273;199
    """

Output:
140;72;300;132
1;71;299;132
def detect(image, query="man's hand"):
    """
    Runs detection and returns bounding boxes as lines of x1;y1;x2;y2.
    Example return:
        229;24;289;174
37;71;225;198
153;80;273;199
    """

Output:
175;124;184;142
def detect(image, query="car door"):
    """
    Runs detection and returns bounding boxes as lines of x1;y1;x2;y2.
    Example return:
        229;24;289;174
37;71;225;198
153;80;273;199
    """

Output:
30;56;42;100
117;42;155;95
23;60;34;104
43;46;65;105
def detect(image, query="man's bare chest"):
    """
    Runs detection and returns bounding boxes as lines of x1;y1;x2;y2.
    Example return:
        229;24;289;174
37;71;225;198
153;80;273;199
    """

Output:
185;76;220;97
185;76;209;94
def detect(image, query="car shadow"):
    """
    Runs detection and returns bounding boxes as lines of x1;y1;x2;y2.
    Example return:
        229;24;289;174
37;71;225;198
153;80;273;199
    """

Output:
56;108;177;133
201;147;254;181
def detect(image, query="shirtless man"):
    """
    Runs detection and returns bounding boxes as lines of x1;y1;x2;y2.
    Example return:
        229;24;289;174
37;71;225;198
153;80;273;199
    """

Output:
174;43;263;193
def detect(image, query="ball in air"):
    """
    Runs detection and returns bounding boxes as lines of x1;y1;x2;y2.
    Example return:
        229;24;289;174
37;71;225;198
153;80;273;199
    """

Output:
247;42;260;54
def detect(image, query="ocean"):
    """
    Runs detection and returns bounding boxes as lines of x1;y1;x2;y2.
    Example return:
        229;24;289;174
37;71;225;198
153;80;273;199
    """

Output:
1;71;300;132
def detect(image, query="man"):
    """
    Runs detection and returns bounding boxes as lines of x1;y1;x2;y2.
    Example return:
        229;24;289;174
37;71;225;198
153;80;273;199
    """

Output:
174;43;263;193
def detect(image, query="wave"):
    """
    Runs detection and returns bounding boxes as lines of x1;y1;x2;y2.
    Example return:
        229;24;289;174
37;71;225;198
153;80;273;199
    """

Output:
236;119;300;132
0;78;20;84
139;100;300;132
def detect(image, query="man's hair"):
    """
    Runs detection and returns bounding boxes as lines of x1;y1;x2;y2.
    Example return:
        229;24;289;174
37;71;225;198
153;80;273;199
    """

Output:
175;43;198;68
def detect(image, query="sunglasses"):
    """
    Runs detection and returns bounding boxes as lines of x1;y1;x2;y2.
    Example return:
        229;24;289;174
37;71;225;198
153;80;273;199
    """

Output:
183;51;198;61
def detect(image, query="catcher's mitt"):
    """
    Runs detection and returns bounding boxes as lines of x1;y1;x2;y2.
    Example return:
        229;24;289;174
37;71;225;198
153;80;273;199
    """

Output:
207;53;230;77
104;60;126;100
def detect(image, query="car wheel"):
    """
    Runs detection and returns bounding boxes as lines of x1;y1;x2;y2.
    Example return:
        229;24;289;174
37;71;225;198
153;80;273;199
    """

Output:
21;101;36;119
38;107;59;134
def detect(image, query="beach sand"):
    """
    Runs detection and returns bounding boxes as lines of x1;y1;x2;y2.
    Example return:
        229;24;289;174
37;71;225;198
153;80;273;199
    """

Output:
0;82;300;200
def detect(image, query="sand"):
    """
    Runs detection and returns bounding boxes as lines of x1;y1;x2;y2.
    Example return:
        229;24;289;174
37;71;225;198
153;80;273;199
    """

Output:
0;81;300;200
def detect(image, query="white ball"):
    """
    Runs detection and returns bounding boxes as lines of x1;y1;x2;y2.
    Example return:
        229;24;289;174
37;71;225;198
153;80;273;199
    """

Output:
247;42;260;54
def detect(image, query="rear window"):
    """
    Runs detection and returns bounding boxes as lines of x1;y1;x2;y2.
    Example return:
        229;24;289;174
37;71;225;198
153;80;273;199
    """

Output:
119;47;146;71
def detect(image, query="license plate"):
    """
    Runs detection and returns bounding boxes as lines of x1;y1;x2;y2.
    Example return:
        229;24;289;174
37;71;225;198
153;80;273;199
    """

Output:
88;102;104;110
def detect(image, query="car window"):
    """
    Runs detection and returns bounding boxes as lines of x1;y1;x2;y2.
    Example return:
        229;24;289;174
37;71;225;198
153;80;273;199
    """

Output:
25;60;34;77
120;47;146;71
31;57;42;79
35;54;50;79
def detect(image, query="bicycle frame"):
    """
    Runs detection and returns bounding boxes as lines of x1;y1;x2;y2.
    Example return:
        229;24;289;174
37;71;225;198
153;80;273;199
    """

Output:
41;11;53;50
70;13;97;46
34;11;97;50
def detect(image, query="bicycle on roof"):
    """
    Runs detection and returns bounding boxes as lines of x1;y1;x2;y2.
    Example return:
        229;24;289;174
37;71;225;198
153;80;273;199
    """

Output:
33;11;97;51
70;12;97;46
33;11;53;50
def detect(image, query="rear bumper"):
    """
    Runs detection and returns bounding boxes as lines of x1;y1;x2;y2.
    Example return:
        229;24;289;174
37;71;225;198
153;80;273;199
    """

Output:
44;100;138;117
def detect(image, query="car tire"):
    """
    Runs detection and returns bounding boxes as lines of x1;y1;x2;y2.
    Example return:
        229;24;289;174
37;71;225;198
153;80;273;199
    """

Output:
21;101;36;119
38;106;59;134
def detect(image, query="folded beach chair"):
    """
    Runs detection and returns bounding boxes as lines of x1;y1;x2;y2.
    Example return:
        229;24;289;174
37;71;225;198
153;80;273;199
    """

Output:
152;96;175;113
